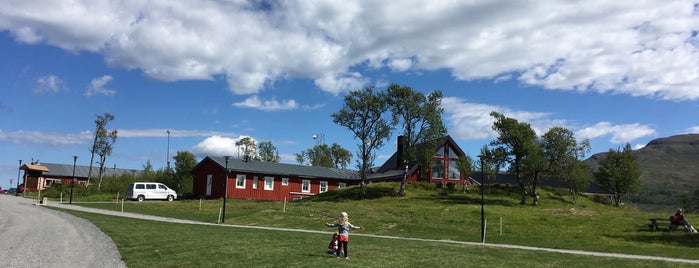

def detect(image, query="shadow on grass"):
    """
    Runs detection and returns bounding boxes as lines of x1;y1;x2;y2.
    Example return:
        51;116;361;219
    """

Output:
307;185;397;202
608;229;699;248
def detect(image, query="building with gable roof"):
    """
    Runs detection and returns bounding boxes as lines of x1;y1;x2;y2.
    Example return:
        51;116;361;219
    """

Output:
192;135;471;201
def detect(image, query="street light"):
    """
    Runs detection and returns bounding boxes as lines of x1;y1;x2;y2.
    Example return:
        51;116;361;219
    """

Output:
166;130;171;171
477;154;486;243
70;156;78;204
221;156;230;224
15;160;22;196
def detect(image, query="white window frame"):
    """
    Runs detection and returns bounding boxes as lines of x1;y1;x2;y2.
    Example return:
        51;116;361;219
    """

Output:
253;176;258;190
264;177;274;190
338;182;346;189
301;179;311;193
319;181;328;193
282;178;289;186
236;174;246;189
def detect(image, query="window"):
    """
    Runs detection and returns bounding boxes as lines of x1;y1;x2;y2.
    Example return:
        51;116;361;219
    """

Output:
338;182;346;189
435;146;445;157
448;159;460;180
236;174;246;188
320;181;328;193
302;180;311;193
158;184;167;189
136;184;145;189
253;176;258;189
432;159;445;179
447;146;458;158
146;184;157;189
282;178;289;186
264;177;274;190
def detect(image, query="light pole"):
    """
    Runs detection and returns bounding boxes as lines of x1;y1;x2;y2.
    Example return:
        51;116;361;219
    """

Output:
15;160;22;196
70;156;78;204
166;130;171;171
221;156;230;223
477;154;485;243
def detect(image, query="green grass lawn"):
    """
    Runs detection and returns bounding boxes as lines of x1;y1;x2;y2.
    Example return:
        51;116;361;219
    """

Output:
54;183;699;267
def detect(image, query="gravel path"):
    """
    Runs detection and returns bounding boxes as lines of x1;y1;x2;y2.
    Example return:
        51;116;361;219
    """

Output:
3;194;698;266
0;194;125;268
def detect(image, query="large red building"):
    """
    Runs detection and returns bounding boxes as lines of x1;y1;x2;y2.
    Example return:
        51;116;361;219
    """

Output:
192;136;471;201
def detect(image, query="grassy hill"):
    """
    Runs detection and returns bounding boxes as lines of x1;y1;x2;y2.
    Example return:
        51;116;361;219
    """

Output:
62;182;699;267
587;134;699;211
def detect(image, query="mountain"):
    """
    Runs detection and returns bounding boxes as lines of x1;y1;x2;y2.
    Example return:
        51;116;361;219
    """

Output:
586;134;699;210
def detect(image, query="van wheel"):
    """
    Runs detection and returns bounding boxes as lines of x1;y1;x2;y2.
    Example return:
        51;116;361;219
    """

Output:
137;195;145;202
167;195;174;202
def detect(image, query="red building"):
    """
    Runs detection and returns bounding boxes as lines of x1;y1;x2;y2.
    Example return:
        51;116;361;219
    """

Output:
192;135;471;201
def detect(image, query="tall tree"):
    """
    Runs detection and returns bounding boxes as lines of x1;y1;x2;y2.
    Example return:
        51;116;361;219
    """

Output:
489;111;538;204
332;87;393;197
235;136;257;160
301;144;334;167
566;160;592;204
173;150;198;194
87;113;116;186
258;141;281;162
593;143;641;206
386;84;447;197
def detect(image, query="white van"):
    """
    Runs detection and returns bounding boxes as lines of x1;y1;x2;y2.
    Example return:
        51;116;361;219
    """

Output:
127;182;178;202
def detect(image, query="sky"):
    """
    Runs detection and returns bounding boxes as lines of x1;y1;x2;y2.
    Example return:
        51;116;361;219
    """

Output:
1;1;698;190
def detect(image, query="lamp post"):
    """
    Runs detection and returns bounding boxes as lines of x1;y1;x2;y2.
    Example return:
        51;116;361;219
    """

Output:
70;156;78;204
221;156;230;223
166;130;171;171
477;154;485;243
15;160;22;196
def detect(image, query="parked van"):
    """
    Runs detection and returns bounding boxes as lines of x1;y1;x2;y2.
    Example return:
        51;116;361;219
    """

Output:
127;182;177;202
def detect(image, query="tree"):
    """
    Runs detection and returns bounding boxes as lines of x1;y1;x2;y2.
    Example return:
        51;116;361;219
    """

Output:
489;111;538;204
87;113;115;186
566;160;592;204
330;143;352;169
258;141;281;162
235;136;257;160
593;143;641;206
87;113;118;190
386;84;447;197
301;144;334;167
173;151;198;194
332;87;393;197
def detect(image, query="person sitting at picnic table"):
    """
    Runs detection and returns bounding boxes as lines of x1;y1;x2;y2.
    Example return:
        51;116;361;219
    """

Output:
671;209;697;233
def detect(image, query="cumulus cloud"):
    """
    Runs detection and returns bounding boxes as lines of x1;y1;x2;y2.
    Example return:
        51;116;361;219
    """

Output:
191;135;258;158
85;75;116;96
686;126;699;134
0;1;696;100
233;96;298;111
34;75;66;94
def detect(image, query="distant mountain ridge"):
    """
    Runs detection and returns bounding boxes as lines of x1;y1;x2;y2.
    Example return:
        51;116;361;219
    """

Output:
587;134;699;209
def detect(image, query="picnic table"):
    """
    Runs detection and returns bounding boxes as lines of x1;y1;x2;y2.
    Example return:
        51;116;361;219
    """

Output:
648;218;671;231
648;217;683;231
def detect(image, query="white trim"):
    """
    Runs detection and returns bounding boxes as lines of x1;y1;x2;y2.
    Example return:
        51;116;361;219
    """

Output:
319;181;328;193
301;179;311;193
281;177;289;186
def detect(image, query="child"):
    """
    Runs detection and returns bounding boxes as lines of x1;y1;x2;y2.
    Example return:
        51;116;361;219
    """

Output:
325;212;364;260
327;232;339;255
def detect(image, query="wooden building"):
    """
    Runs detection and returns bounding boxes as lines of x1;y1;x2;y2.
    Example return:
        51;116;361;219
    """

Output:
19;162;142;191
192;135;471;201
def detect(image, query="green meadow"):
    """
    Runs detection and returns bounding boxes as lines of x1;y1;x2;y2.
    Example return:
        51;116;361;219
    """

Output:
56;183;699;267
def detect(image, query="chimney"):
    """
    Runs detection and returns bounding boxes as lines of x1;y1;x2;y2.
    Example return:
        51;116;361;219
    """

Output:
397;135;406;168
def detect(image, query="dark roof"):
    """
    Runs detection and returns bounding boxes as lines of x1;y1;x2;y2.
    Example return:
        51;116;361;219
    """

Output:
38;163;142;178
207;156;360;180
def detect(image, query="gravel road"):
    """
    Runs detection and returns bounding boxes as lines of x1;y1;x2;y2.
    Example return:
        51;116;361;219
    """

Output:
0;194;126;268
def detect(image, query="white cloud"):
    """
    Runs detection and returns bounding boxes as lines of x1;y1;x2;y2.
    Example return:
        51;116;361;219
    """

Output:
85;75;116;96
0;1;696;99
34;75;66;94
686;126;699;134
0;130;91;146
191;135;258;158
233;96;299;111
575;122;656;144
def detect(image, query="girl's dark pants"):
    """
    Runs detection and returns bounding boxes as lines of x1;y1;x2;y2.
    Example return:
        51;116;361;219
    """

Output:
336;241;348;257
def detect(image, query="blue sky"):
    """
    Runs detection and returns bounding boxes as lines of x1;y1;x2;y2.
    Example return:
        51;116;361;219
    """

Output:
1;1;698;190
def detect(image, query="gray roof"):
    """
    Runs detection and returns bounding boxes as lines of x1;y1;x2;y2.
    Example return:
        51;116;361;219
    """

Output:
208;156;359;180
39;163;142;178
